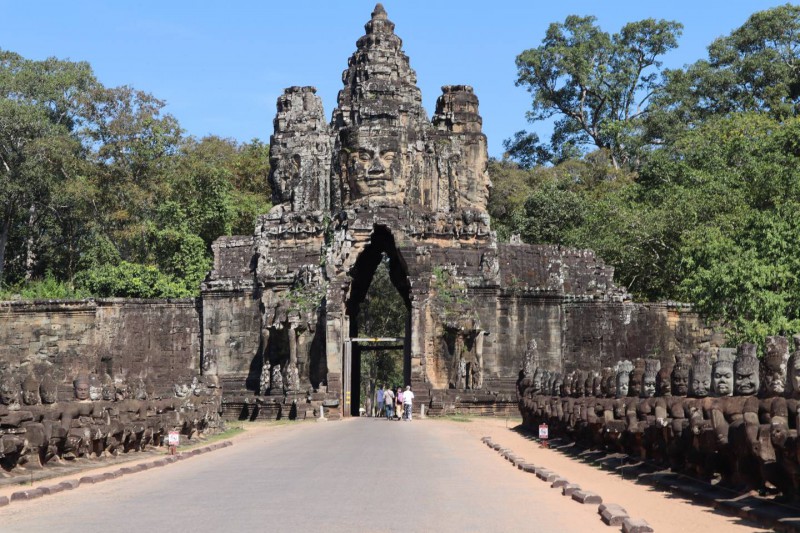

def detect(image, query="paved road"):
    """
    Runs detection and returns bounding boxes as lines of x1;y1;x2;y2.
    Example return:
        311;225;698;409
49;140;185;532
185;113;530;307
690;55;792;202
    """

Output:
0;418;603;532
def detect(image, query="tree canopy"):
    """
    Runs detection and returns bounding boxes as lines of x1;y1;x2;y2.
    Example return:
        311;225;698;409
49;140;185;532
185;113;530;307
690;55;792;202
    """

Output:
497;5;800;343
0;49;271;299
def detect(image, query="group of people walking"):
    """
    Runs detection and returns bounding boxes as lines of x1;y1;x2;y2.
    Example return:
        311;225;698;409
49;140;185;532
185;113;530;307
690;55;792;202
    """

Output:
375;385;414;421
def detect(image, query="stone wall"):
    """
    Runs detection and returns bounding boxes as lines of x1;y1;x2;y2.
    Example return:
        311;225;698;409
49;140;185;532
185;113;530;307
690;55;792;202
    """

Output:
0;299;200;396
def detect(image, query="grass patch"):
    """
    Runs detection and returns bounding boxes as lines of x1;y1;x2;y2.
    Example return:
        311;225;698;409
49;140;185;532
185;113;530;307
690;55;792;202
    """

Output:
178;425;245;450
441;415;473;423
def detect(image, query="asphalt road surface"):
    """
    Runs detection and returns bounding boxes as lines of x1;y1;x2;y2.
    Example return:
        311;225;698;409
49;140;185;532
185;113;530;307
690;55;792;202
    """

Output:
1;418;605;532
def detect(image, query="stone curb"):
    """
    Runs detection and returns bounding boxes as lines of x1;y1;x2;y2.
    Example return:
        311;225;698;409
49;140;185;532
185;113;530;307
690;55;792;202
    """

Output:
10;488;43;501
2;440;233;507
572;489;603;505
622;518;654;533
599;503;629;526
480;436;659;530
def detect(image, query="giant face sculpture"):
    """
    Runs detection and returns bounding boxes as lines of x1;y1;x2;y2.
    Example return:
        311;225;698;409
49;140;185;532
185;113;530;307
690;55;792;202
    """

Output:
340;127;404;202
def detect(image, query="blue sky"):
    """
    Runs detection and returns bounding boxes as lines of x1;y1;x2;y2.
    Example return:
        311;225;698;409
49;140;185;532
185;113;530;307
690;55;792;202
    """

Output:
1;1;789;157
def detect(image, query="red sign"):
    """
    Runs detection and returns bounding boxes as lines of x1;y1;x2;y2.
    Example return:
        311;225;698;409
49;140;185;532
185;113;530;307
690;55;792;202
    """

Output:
538;424;549;439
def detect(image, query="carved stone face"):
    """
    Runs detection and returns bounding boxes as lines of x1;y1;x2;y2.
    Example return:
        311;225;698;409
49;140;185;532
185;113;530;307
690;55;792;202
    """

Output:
88;376;102;401
671;370;689;397
341;129;403;201
691;374;711;398
763;369;786;396
712;365;734;397
642;377;657;398
616;374;629;398
22;378;40;406
0;377;20;407
73;377;90;401
40;376;58;404
629;371;643;398
735;367;759;396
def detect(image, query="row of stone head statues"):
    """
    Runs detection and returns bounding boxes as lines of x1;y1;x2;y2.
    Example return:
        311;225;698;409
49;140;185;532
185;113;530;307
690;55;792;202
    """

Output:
0;370;222;475
517;335;800;500
519;335;799;400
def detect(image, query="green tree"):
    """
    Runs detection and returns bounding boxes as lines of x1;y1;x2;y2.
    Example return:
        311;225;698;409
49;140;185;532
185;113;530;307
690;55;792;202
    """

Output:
648;4;800;143
513;15;682;168
0;50;95;283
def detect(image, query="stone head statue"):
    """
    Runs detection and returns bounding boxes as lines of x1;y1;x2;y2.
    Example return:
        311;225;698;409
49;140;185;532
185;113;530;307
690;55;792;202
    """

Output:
591;372;602;397
530;367;543;395
657;362;673;397
88;374;102;401
550;372;561;396
21;374;40;406
788;335;800;398
615;360;633;398
40;373;58;404
762;335;789;397
573;371;586;397
73;374;90;401
561;372;574;397
133;378;148;400
0;373;20;410
690;351;712;398
734;343;760;396
712;348;735;397
339;125;405;203
600;368;613;397
100;373;115;401
114;378;131;401
671;354;691;397
604;369;617;398
642;359;660;398
629;359;645;398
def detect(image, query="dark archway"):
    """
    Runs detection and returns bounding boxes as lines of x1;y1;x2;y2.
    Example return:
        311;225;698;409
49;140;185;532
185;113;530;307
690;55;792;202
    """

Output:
345;226;411;416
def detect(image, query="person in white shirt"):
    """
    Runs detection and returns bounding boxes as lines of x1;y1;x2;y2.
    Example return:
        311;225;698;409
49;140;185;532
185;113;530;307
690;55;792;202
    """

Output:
403;385;414;421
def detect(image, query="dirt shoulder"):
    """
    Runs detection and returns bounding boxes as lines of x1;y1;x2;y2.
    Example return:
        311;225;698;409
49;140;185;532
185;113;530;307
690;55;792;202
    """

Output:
446;416;769;532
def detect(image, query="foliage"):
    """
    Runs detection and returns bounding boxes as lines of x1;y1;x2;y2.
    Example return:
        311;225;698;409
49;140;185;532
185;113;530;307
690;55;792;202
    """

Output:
648;4;800;144
75;261;193;298
513;15;682;168
0;273;90;300
0;49;271;299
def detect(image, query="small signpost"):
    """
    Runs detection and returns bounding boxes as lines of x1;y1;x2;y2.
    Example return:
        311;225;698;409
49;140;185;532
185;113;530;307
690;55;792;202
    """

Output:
538;423;549;448
168;431;179;455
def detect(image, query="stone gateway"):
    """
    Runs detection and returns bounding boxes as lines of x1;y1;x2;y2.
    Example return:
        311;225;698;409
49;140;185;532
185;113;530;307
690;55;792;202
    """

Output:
203;5;714;418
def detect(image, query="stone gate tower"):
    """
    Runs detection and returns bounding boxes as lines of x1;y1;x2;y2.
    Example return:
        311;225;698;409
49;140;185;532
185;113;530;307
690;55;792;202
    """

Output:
202;5;711;419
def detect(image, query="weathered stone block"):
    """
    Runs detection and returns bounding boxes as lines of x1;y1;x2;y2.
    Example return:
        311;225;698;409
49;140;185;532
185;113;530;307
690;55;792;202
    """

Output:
0;496;8;507
58;480;80;490
550;477;568;488
622;518;653;533
40;484;65;495
599;503;629;526
11;488;44;501
572;490;602;505
562;483;581;496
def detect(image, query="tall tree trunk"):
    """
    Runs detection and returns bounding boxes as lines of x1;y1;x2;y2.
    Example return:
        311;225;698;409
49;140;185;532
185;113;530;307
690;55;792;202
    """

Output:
0;215;9;285
24;204;36;281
